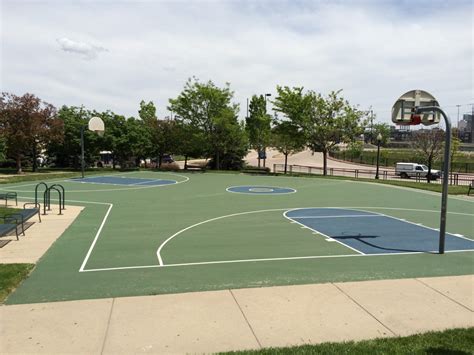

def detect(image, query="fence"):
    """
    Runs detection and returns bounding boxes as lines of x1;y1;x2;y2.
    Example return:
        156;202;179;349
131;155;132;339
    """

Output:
329;151;474;173
273;164;474;187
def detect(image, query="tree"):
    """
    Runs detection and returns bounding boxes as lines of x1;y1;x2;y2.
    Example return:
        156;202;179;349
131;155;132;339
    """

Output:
271;120;305;173
174;121;206;169
0;93;62;173
274;87;366;175
47;106;105;169
369;123;391;146
138;100;157;125
411;129;444;183
246;95;271;167
148;119;178;168
168;78;247;169
450;134;461;172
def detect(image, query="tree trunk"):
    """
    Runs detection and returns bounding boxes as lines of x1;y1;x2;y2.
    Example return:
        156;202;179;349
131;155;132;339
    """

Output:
284;152;288;174
158;154;163;168
427;156;432;184
257;156;261;168
323;150;328;176
216;151;220;170
16;155;22;174
32;144;37;172
184;155;188;170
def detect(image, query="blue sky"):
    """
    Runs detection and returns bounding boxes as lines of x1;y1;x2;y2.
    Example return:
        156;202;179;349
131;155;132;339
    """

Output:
1;0;472;124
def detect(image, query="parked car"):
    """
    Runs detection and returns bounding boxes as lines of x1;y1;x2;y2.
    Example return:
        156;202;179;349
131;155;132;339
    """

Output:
162;154;174;163
395;162;440;180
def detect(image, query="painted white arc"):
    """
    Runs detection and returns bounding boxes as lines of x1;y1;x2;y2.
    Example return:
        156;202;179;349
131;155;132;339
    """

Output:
156;208;290;266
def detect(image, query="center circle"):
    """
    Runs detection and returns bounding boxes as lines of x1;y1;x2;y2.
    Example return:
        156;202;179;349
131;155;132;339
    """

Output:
227;185;296;195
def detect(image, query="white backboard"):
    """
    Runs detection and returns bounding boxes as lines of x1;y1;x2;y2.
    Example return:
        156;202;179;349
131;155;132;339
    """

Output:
392;90;440;126
88;117;105;135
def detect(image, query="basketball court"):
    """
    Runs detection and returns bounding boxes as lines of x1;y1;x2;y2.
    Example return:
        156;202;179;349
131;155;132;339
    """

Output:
0;170;471;304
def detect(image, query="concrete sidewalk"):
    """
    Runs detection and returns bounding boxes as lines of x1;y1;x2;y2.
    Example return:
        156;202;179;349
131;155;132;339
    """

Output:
1;275;472;354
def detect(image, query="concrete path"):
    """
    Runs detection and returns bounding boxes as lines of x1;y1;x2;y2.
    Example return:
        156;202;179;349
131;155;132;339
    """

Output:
0;204;83;264
1;275;472;354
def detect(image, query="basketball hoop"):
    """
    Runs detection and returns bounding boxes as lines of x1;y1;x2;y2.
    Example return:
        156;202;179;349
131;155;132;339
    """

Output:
392;90;440;126
410;114;422;125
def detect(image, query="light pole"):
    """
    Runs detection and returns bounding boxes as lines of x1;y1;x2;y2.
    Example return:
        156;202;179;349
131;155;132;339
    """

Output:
262;93;271;168
375;133;382;179
81;117;105;179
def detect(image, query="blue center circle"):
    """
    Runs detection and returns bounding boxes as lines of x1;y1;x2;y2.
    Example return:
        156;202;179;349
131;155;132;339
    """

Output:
227;185;296;195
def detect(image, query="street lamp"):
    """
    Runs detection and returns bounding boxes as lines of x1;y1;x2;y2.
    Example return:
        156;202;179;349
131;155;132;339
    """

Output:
262;93;271;168
81;117;105;178
375;133;382;179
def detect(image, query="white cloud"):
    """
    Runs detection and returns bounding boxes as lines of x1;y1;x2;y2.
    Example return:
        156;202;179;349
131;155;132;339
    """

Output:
1;0;472;123
56;37;108;60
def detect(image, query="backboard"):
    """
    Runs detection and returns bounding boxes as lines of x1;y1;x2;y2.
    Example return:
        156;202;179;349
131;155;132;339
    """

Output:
88;117;105;136
392;90;440;126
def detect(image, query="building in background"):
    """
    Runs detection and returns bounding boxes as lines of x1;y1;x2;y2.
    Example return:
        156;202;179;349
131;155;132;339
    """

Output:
459;114;473;143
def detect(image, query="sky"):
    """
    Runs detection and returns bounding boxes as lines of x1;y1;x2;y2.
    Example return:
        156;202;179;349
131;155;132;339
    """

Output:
1;0;472;125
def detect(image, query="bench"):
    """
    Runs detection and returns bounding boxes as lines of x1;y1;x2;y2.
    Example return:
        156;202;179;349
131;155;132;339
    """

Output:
185;164;206;172
0;203;41;237
0;192;17;206
469;180;474;196
6;203;41;235
241;168;270;175
0;216;20;241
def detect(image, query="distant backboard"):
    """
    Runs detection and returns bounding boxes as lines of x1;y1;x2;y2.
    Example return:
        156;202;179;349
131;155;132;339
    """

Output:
392;90;440;126
88;117;105;135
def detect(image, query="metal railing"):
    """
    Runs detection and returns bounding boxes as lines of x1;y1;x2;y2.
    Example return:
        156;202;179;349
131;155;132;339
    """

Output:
273;164;473;186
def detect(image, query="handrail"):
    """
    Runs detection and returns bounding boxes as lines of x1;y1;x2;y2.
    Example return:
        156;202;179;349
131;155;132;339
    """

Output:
35;182;48;206
47;187;63;215
50;184;66;210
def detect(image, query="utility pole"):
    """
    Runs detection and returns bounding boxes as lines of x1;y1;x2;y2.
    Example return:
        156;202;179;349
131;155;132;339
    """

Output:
456;104;460;138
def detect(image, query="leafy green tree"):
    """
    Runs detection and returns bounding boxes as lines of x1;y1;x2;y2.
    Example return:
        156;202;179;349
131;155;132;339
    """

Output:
274;87;366;175
271;120;305;173
0;92;63;173
174;122;206;169
246;95;271;167
450;135;461;172
148;119;179;168
0;136;6;162
138;100;157;125
168;78;246;169
47;106;104;169
371;123;391;146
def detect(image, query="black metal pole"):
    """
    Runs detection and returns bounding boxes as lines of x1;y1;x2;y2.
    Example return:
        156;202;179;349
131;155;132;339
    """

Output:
375;141;380;179
416;106;451;254
81;126;85;179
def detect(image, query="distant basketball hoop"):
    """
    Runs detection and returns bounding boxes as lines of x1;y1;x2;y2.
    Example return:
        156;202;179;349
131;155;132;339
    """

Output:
88;116;105;136
81;117;105;178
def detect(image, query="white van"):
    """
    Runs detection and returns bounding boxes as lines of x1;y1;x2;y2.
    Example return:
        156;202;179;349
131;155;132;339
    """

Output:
395;162;440;180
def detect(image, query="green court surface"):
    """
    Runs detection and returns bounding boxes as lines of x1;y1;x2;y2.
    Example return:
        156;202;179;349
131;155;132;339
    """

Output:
3;171;473;304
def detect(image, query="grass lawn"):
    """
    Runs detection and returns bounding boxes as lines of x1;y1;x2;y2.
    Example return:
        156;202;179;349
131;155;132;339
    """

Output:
281;172;471;195
223;327;474;354
0;264;34;303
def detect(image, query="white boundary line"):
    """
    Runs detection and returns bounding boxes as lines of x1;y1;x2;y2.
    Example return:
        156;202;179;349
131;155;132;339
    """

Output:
81;249;474;272
156;206;474;267
79;203;114;272
290;215;381;219
226;185;297;195
3;172;190;193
